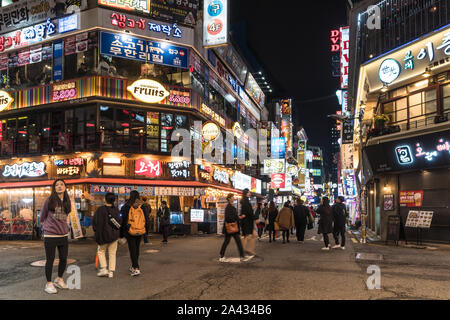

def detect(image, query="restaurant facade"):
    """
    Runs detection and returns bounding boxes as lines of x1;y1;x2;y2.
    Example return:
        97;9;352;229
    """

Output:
0;1;265;239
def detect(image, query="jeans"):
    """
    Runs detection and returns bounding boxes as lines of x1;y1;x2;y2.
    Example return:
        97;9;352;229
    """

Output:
98;240;118;272
257;227;264;238
161;225;169;242
44;236;69;282
220;233;244;258
126;235;142;269
323;233;330;247
269;230;276;241
296;223;306;241
333;224;346;247
282;230;290;242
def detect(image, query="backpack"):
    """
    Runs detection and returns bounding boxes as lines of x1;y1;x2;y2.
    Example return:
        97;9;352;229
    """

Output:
128;206;146;236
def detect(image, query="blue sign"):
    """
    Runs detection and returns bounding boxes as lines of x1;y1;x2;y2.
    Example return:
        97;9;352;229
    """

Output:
58;14;78;34
271;137;285;159
208;0;223;16
53;40;63;82
395;145;414;165
100;32;188;69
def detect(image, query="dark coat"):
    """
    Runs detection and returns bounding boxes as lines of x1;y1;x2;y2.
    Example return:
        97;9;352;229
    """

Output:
120;203;150;238
293;205;308;226
141;203;151;233
222;203;240;235
317;205;333;234
93;205;122;245
239;198;255;236
275;207;295;230
157;206;171;226
267;208;278;231
332;203;348;227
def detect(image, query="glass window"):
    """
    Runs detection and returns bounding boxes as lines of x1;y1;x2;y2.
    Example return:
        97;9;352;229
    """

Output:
100;106;114;148
408;93;421;107
443;84;450;111
64;31;97;80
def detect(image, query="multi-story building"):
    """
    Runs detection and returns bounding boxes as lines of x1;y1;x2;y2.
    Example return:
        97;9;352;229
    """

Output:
0;0;267;239
349;0;450;242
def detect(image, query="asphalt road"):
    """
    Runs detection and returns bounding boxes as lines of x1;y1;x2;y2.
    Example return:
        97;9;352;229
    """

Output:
0;227;449;300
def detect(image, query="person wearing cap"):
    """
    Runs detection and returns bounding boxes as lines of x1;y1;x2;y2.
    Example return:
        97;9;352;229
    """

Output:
239;188;257;258
219;194;248;262
331;196;349;250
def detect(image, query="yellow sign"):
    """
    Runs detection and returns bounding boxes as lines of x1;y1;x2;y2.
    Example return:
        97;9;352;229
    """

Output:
0;90;14;112
127;79;169;104
202;122;220;141
201;103;225;127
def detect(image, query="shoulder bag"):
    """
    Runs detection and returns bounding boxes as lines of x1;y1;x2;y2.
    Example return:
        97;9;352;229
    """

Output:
225;222;239;234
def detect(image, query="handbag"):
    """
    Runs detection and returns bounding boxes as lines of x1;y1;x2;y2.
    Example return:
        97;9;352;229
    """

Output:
225;222;239;234
274;221;280;231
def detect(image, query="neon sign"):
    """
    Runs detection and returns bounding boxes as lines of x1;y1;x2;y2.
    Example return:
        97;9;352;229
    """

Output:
415;138;450;161
2;161;46;178
395;145;414;165
330;29;340;52
135;159;162;178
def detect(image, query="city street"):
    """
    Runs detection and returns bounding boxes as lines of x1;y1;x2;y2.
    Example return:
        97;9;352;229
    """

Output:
1;228;450;300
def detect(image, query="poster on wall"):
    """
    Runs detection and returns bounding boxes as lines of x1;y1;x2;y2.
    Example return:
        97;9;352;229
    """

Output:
399;190;423;207
383;194;394;211
203;0;228;48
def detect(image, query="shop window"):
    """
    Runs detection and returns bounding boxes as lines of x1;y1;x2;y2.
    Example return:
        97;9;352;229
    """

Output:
73;107;85;151
100;106;115;149
116;108;131;149
16;117;28;154
146;111;159;152
443;84;450;112
130;110;146;151
390;86;407;98
64;31;97;80
161;113;174;153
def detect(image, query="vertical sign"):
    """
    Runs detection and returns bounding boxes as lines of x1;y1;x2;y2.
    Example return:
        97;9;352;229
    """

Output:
340;26;349;89
53;39;63;82
203;0;228;47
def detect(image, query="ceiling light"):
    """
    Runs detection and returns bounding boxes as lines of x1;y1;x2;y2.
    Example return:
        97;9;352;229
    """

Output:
422;67;431;78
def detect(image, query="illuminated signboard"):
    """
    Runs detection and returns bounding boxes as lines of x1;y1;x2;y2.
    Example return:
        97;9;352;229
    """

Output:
330;29;340;52
52;82;77;102
58;14;78;34
263;159;285;174
232;171;251;190
127;79;169;104
54;158;84;177
342;169;356;197
98;0;150;13
2;161;46;178
190;209;204;223
378;59;401;84
54;158;84;166
201;103;225;127
0;90;14;112
168;161;190;179
271;173;285;189
203;0;228;48
135;159;162;177
202;122;220;141
213;168;230;184
340;26;349;89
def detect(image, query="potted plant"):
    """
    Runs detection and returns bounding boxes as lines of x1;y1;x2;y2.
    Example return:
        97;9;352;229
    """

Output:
374;114;390;129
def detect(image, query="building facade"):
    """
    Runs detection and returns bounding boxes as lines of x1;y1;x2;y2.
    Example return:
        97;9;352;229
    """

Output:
0;0;266;239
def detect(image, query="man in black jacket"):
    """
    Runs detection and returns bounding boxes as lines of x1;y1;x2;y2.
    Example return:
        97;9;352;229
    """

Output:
141;197;151;244
332;196;349;250
293;198;309;243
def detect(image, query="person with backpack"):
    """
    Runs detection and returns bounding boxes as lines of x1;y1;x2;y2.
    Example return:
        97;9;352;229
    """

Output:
120;190;149;276
40;179;71;294
332;196;349;250
141;197;152;244
157;201;171;243
93;193;122;278
275;202;295;244
219;194;249;262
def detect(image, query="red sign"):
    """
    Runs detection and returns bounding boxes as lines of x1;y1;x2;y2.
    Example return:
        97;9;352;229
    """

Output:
135;159;162;178
52;82;77;102
111;12;146;30
330;29;340;52
399;191;424;207
271;174;285;189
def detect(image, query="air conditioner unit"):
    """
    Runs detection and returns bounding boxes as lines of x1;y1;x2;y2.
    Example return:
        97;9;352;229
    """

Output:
434;115;448;124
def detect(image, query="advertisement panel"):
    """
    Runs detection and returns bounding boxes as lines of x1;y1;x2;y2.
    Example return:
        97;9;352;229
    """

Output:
190;209;204;223
271;173;285;189
340;26;349;89
98;0;150;13
135;159;162;178
263;159;285;174
281;118;292;155
245;72;265;108
203;0;228;48
342;169;356;197
150;0;199;26
271;137;285;159
100;32;189;69
400;191;424;207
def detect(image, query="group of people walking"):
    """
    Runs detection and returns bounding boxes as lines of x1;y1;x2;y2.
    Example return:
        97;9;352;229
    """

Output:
317;196;349;250
40;179;171;294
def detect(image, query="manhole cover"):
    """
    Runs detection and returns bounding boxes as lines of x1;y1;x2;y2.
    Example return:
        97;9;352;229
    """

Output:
31;259;77;267
355;253;383;261
145;249;160;253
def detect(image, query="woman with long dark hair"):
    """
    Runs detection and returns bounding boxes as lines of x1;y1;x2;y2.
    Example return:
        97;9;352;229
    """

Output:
40;179;72;294
120;190;149;276
317;197;333;251
239;189;257;258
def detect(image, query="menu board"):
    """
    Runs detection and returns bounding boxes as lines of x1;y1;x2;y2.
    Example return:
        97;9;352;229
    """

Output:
405;210;434;229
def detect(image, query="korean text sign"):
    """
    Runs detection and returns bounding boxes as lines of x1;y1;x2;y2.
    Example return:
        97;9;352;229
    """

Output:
100;31;188;69
400;191;424;208
135;159;162;178
203;0;228;47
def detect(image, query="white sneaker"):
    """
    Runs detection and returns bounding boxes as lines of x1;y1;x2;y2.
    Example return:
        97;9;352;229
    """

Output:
332;245;341;249
97;269;109;277
129;267;135;273
108;272;114;278
131;269;141;277
219;257;227;262
321;247;330;251
242;255;254;262
44;283;57;294
341;246;346;250
53;278;68;289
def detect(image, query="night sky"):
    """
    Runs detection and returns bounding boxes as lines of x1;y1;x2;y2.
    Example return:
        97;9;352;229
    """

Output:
230;0;348;162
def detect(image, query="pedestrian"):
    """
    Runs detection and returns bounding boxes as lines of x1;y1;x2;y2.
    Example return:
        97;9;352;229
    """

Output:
255;203;265;240
219;194;249;262
317;197;333;251
332;196;349;250
262;202;269;233
293;198;308;243
157;201;171;243
40;179;71;294
239;188;257;258
287;200;295;235
120;190;149;276
267;201;278;242
93;192;122;278
275;202;295;244
141;197;151;244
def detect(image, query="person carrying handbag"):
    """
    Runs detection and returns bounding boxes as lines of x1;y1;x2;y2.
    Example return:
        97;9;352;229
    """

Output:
219;194;250;262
